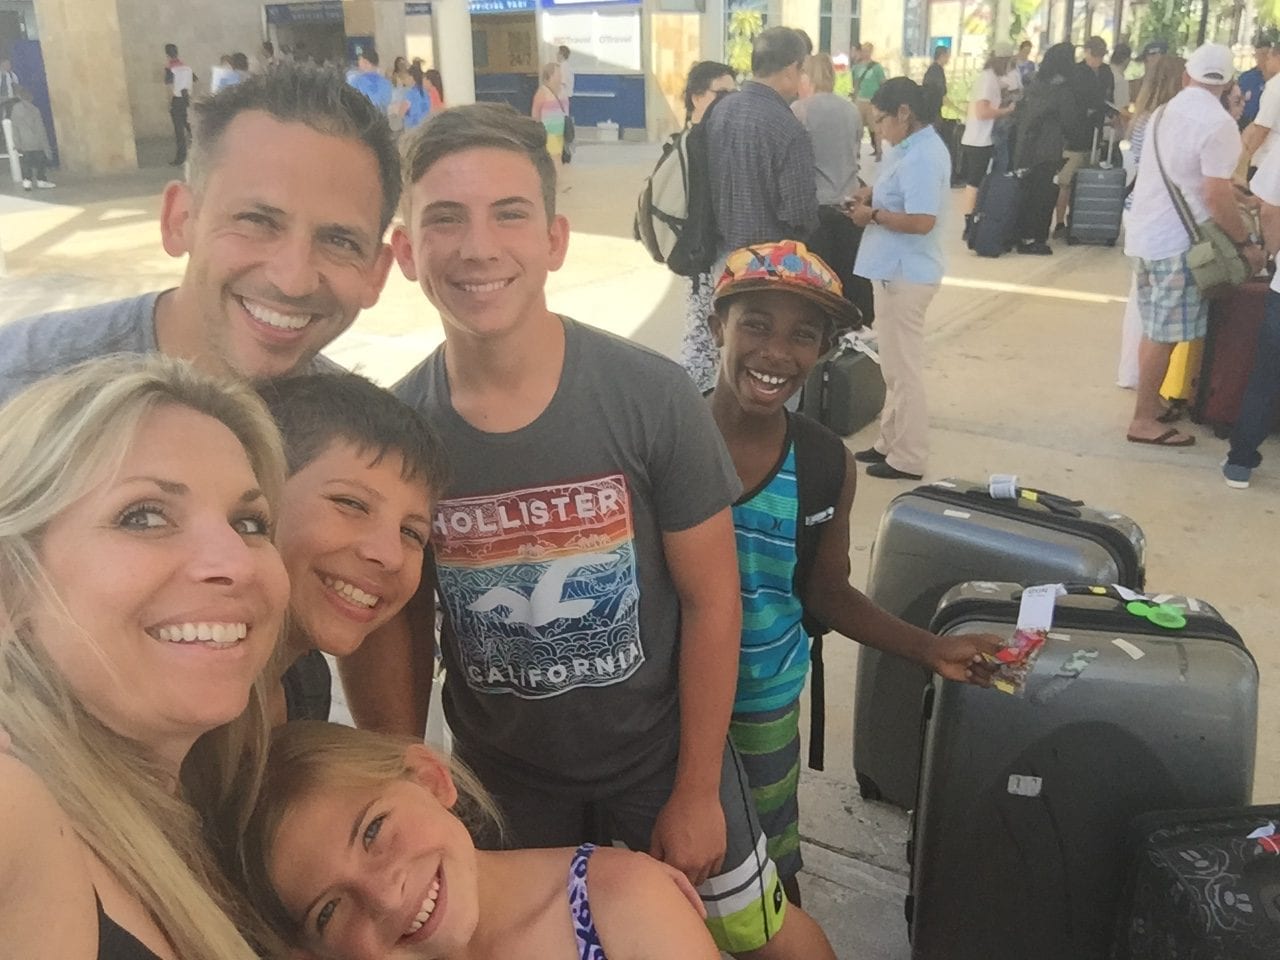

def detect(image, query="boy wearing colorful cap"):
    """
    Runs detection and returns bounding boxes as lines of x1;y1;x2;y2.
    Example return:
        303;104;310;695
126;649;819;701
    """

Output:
706;240;1002;906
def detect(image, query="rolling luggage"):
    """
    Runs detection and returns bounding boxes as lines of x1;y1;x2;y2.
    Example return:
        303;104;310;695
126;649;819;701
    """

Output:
1192;278;1277;435
1113;805;1280;959
1068;127;1125;246
907;583;1258;960
800;333;886;437
968;171;1022;257
854;479;1145;808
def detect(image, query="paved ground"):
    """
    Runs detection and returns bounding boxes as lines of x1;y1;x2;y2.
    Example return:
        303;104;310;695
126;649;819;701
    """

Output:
2;143;1277;960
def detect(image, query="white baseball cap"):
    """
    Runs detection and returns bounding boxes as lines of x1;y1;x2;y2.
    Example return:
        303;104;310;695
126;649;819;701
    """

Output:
1186;43;1235;84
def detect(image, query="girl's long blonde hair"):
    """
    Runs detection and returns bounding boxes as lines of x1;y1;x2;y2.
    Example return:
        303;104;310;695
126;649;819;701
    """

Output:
239;720;502;945
0;354;287;960
1133;56;1188;120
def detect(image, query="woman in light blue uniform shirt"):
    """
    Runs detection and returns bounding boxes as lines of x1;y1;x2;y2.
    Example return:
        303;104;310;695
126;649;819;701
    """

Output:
845;77;951;481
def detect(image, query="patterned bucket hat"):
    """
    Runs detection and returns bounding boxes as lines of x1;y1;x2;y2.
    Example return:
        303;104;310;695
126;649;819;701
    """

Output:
712;240;863;333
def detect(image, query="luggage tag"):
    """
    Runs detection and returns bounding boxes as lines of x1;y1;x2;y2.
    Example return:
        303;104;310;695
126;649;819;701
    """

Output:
988;583;1065;696
840;332;881;365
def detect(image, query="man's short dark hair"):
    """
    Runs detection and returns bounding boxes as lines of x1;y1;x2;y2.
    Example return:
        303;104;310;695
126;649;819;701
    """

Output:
402;102;556;221
230;52;250;72
871;76;926;121
164;43;178;58
190;63;400;233
263;41;275;56
261;373;449;493
558;45;570;59
1112;43;1132;66
751;27;808;77
1083;36;1107;58
360;48;380;67
934;45;950;61
1019;40;1033;51
793;29;814;56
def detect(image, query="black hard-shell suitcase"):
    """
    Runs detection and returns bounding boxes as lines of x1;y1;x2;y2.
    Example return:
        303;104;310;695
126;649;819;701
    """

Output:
799;334;886;437
907;583;1258;960
1113;805;1280;959
968;171;1022;257
1068;127;1125;246
853;479;1145;808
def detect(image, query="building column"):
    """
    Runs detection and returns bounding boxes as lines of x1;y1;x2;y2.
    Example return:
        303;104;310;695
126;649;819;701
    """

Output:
433;0;476;105
831;0;854;56
32;0;137;174
994;0;1012;41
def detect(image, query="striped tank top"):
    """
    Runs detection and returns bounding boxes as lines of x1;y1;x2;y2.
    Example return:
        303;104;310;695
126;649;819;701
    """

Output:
732;439;810;713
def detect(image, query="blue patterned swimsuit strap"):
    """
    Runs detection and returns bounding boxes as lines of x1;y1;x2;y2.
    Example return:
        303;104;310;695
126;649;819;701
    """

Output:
568;843;607;960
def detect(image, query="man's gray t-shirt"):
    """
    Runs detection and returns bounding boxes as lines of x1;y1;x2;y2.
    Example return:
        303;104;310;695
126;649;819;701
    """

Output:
0;292;163;406
0;290;342;406
394;318;742;796
792;92;863;207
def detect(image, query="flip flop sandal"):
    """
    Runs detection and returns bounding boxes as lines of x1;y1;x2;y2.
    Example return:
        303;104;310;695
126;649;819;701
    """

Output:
1126;428;1195;447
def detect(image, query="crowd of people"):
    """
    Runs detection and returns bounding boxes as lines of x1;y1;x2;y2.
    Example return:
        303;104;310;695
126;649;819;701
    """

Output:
2;23;1278;960
0;58;1011;960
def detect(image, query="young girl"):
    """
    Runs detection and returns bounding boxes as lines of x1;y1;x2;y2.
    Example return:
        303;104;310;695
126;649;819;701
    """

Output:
239;721;719;960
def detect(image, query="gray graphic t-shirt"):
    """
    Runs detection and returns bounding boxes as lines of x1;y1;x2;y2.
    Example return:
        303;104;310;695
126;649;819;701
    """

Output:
394;318;741;794
0;290;342;406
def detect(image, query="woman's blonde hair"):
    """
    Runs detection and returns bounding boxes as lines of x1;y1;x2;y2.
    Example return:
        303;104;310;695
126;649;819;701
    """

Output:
239;720;502;944
803;53;836;93
1133;55;1187;119
0;354;288;960
541;61;560;86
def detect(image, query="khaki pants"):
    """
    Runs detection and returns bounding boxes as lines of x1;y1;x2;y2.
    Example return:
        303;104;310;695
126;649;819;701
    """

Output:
871;279;939;475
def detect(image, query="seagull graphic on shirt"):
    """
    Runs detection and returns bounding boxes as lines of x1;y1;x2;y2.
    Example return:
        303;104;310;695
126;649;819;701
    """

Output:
467;553;617;627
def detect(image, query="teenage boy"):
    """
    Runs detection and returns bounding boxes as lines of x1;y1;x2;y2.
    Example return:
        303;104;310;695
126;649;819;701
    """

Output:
706;240;1002;906
0;64;399;406
343;103;839;959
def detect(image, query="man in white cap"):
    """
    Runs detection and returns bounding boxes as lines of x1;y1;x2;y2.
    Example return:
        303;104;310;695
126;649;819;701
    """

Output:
959;41;1017;232
1124;44;1265;447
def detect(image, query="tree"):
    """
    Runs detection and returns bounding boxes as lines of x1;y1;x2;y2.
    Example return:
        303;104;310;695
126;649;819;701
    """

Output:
727;7;764;77
1009;0;1042;40
1134;0;1191;47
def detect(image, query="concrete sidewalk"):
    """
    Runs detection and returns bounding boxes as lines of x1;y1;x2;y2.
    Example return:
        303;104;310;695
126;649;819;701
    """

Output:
2;141;1276;960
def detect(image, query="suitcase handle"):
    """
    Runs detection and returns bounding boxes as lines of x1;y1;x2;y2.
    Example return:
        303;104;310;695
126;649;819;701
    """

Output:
1007;584;1191;629
959;485;1083;518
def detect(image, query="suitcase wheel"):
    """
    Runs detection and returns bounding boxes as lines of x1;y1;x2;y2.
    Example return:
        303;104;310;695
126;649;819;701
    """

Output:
855;771;883;802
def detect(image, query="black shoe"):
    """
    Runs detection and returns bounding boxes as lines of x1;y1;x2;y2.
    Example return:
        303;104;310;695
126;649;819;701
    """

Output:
854;447;887;464
1017;241;1053;256
1052;223;1068;238
865;461;923;481
962;214;974;243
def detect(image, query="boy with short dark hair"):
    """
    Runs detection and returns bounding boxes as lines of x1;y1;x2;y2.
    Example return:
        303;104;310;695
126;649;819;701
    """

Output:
706;240;1002;906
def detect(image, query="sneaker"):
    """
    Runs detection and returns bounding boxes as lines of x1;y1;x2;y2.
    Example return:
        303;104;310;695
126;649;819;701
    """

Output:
21;179;31;190
865;460;924;481
853;447;887;464
35;180;55;189
1223;461;1252;489
1017;241;1053;256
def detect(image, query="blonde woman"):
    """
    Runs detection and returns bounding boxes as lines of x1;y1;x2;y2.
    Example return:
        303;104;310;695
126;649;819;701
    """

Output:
0;354;290;960
531;61;569;173
1117;56;1187;390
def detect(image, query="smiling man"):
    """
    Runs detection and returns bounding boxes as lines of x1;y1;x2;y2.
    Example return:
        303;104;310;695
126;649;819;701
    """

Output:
0;63;398;406
342;103;839;960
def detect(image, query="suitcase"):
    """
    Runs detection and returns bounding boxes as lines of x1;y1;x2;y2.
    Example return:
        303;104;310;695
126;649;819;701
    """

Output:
799;333;886;437
1113;805;1280;959
907;583;1258;960
1160;339;1204;405
1068;128;1125;246
968;171;1023;257
1192;279;1280;436
854;479;1145;808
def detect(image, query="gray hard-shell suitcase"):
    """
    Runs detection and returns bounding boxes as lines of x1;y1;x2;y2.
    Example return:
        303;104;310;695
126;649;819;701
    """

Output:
799;334;886;437
1068;127;1125;246
906;583;1258;960
854;479;1145;808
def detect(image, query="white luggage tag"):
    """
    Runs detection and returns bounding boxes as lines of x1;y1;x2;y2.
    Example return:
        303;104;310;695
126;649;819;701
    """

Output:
839;331;881;365
989;583;1065;696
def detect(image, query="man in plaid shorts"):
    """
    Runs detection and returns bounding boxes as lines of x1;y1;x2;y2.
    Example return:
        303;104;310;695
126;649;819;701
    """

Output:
1123;44;1266;446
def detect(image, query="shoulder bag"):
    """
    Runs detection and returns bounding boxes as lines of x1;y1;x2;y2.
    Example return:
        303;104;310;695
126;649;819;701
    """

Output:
1150;106;1251;298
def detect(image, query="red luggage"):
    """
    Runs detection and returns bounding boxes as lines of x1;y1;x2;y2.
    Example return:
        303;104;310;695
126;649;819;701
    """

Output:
1192;280;1272;436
